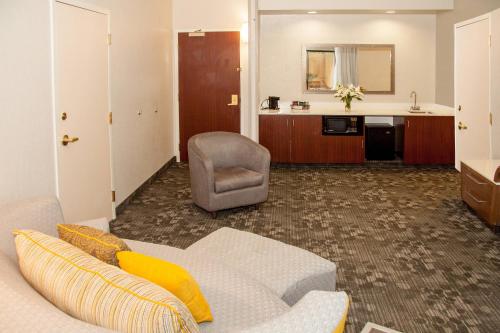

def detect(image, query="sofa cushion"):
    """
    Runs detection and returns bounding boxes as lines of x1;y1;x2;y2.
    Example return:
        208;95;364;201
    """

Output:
186;228;337;306
58;224;130;266
14;230;199;333
117;251;213;323
214;167;264;193
125;239;289;333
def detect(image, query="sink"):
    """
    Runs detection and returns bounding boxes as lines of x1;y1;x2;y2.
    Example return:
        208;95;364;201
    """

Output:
408;110;434;115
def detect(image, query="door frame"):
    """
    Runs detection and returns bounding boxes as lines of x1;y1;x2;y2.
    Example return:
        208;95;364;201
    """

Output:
454;13;492;171
173;28;247;162
50;0;116;219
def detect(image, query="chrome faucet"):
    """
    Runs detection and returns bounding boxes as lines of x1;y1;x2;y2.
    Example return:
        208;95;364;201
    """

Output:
410;91;420;111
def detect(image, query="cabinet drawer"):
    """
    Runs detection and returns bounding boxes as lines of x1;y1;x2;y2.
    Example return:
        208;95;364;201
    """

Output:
462;166;494;201
461;163;494;224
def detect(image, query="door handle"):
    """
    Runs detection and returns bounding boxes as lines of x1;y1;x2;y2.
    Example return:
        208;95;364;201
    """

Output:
227;94;239;106
458;122;468;130
62;135;79;146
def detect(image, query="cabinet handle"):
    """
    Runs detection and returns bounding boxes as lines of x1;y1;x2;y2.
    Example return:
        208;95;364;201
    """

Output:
407;120;410;128
286;119;289;127
293;119;295;127
362;139;364;149
466;191;486;204
466;173;487;186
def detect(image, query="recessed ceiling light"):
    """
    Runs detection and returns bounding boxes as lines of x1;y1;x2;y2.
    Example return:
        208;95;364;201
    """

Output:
385;10;396;14
307;11;318;14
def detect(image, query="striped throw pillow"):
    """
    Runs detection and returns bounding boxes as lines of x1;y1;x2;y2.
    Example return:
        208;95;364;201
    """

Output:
13;230;200;333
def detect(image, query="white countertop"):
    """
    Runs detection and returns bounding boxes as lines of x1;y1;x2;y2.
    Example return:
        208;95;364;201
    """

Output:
259;102;455;117
463;160;500;185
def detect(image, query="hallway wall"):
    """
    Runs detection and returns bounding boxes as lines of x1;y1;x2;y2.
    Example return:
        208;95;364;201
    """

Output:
0;0;175;206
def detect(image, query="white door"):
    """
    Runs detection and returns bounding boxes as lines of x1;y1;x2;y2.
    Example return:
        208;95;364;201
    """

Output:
455;17;491;170
55;2;113;223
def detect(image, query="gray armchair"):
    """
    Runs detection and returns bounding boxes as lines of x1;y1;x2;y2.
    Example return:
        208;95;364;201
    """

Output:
188;132;271;217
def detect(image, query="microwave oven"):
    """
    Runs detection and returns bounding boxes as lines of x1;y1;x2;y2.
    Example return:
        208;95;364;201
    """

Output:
322;116;364;136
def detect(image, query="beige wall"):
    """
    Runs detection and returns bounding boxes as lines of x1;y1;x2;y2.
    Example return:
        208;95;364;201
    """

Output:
0;0;174;205
436;0;500;107
0;0;57;201
260;14;436;103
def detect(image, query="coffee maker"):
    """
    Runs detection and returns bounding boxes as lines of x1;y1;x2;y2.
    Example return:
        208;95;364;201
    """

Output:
261;96;280;110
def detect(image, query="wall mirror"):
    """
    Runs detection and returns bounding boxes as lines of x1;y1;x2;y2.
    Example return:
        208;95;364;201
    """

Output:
303;44;395;94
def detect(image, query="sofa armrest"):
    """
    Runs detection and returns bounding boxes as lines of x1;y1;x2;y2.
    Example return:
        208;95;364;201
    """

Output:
75;218;110;233
240;291;349;333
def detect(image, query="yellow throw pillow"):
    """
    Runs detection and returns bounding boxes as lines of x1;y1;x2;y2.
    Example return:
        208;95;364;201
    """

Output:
57;224;130;266
13;229;199;333
117;251;213;323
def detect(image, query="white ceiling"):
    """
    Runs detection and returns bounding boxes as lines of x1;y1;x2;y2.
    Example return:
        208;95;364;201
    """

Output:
258;0;454;13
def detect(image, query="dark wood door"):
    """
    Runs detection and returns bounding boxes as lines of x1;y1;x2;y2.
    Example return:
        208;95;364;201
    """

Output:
291;116;324;163
178;32;241;161
404;116;455;165
259;115;291;163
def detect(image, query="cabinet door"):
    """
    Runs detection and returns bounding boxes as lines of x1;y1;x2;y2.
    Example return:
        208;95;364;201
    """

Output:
291;116;365;164
404;116;455;165
323;136;365;164
290;116;324;163
259;115;291;163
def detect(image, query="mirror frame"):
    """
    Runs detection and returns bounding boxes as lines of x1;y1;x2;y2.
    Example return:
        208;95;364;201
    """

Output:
302;44;395;95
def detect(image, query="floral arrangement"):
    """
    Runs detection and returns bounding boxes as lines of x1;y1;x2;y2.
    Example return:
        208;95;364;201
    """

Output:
333;84;364;112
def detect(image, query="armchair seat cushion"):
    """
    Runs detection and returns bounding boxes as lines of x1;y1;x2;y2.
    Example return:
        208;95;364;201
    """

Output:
214;167;264;194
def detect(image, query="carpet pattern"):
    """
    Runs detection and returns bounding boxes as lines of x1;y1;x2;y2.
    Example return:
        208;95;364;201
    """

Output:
112;164;500;333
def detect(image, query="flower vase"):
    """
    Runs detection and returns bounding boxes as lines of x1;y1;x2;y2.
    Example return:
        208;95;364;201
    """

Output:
344;100;352;112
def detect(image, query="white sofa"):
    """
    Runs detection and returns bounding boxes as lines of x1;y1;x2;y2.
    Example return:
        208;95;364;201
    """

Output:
0;197;348;333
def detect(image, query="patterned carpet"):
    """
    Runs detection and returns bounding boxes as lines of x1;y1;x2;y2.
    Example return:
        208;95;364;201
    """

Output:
112;163;500;333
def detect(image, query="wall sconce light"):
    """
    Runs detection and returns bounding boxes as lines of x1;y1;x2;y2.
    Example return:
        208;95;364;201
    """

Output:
241;22;249;43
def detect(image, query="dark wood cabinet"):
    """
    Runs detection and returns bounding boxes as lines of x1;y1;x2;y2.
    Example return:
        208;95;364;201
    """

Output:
259;115;291;163
403;116;455;165
461;162;500;232
259;115;365;164
290;116;323;163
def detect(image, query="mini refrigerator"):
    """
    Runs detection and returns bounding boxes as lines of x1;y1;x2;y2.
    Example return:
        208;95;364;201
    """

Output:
365;123;395;160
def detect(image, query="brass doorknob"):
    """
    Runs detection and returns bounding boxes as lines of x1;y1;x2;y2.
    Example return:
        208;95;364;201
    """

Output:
62;135;79;146
458;122;468;130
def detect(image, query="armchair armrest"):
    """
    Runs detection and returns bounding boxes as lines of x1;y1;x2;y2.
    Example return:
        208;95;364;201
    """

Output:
188;142;215;209
75;217;110;233
240;291;349;333
241;138;271;174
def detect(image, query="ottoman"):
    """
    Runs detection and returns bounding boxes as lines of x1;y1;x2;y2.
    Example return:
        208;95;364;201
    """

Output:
186;227;337;305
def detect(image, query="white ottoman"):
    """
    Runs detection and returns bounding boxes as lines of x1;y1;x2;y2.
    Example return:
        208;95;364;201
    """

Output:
186;227;337;305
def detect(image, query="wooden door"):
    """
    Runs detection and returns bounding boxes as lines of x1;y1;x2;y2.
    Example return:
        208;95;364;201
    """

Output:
291;116;324;163
404;117;455;165
259;115;291;163
55;2;113;222
179;32;241;161
455;17;491;170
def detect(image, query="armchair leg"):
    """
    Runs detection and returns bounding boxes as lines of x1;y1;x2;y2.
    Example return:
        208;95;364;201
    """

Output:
210;211;217;219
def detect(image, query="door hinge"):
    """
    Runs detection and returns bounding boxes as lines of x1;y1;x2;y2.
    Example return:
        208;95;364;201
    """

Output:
489;34;492;47
108;112;113;125
107;33;112;45
111;191;116;202
490;113;493;125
